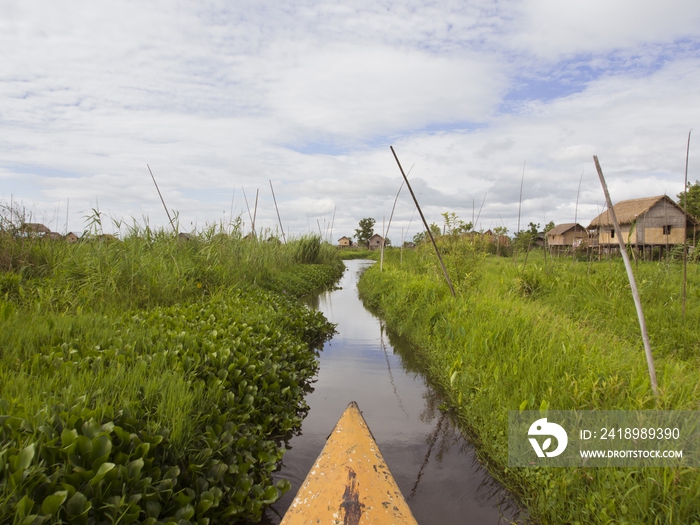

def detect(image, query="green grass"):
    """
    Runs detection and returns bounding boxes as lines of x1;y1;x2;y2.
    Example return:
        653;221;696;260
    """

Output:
358;244;700;525
337;248;379;260
0;226;343;523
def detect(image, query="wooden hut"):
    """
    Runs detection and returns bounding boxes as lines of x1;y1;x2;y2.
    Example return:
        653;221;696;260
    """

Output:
546;223;586;255
19;223;50;237
368;234;384;250
96;233;118;242
337;236;352;248
586;195;698;259
64;232;79;243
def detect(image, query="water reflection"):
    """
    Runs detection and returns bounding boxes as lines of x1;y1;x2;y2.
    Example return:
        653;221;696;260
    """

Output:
261;260;523;524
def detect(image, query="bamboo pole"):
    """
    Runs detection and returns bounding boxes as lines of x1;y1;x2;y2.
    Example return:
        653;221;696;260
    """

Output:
593;156;658;396
390;146;455;296
517;161;525;235
542;205;548;268
682;130;691;317
380;216;386;271
242;187;253;234
664;196;669;260
252;189;259;239
475;192;487;230
573;171;583;263
229;186;236;234
147;165;176;233
269;180;286;243
380;181;405;271
514;162;525;264
329;205;336;244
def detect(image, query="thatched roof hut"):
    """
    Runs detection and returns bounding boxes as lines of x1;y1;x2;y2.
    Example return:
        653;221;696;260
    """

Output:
587;195;698;248
587;196;694;228
20;223;50;235
547;223;586;247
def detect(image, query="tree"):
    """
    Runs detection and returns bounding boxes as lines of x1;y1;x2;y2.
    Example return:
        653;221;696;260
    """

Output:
412;231;426;244
412;222;441;245
441;212;472;235
493;225;508;237
514;222;539;251
678;180;700;223
355;218;375;247
493;225;509;256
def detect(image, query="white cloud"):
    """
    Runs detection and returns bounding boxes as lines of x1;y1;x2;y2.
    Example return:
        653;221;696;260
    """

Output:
512;0;700;59
0;1;699;240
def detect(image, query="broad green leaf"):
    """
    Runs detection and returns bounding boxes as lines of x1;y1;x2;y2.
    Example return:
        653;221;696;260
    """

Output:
145;501;162;518
40;490;68;516
15;495;35;517
127;458;144;480
90;462;115;486
175;504;195;520
21;514;48;525
16;443;36;472
91;434;112;461
196;499;213;514
275;479;291;494
262;485;278;501
66;491;88;516
76;436;92;456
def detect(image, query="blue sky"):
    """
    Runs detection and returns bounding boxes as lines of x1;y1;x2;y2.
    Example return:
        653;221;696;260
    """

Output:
1;0;699;241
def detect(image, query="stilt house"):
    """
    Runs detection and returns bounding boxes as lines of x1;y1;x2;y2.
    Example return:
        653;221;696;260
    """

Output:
586;195;698;258
368;234;384;250
546;223;586;254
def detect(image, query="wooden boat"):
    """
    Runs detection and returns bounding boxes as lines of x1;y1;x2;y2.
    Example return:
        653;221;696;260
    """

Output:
281;401;418;525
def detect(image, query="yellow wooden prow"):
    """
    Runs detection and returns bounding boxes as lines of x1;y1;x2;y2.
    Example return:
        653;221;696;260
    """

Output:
281;401;419;525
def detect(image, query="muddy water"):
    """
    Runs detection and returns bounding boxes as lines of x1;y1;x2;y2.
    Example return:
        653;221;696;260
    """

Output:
261;260;522;524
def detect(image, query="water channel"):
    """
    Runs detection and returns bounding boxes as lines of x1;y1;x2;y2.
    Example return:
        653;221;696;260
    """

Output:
261;260;522;524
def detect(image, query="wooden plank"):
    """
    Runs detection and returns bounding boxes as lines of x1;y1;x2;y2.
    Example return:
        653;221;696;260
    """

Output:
281;401;419;525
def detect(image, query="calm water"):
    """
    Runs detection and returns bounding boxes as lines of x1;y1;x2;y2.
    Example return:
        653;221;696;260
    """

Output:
261;260;522;524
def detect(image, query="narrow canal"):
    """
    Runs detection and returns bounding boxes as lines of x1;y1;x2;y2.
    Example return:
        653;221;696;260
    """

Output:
262;259;522;524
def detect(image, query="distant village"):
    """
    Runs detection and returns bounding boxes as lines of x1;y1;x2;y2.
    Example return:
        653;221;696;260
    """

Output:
7;194;699;261
339;194;699;259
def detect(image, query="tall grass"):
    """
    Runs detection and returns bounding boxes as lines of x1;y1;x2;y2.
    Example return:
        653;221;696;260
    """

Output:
359;245;700;524
0;219;343;523
0;222;342;313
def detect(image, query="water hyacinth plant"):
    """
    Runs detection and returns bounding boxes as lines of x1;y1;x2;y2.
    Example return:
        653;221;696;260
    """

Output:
0;216;342;523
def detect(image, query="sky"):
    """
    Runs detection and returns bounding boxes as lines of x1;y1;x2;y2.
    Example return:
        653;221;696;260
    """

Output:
1;0;699;243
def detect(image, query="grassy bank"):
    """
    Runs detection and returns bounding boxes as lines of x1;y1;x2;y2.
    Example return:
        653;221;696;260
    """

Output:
337;248;378;260
0;228;343;524
358;245;700;524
